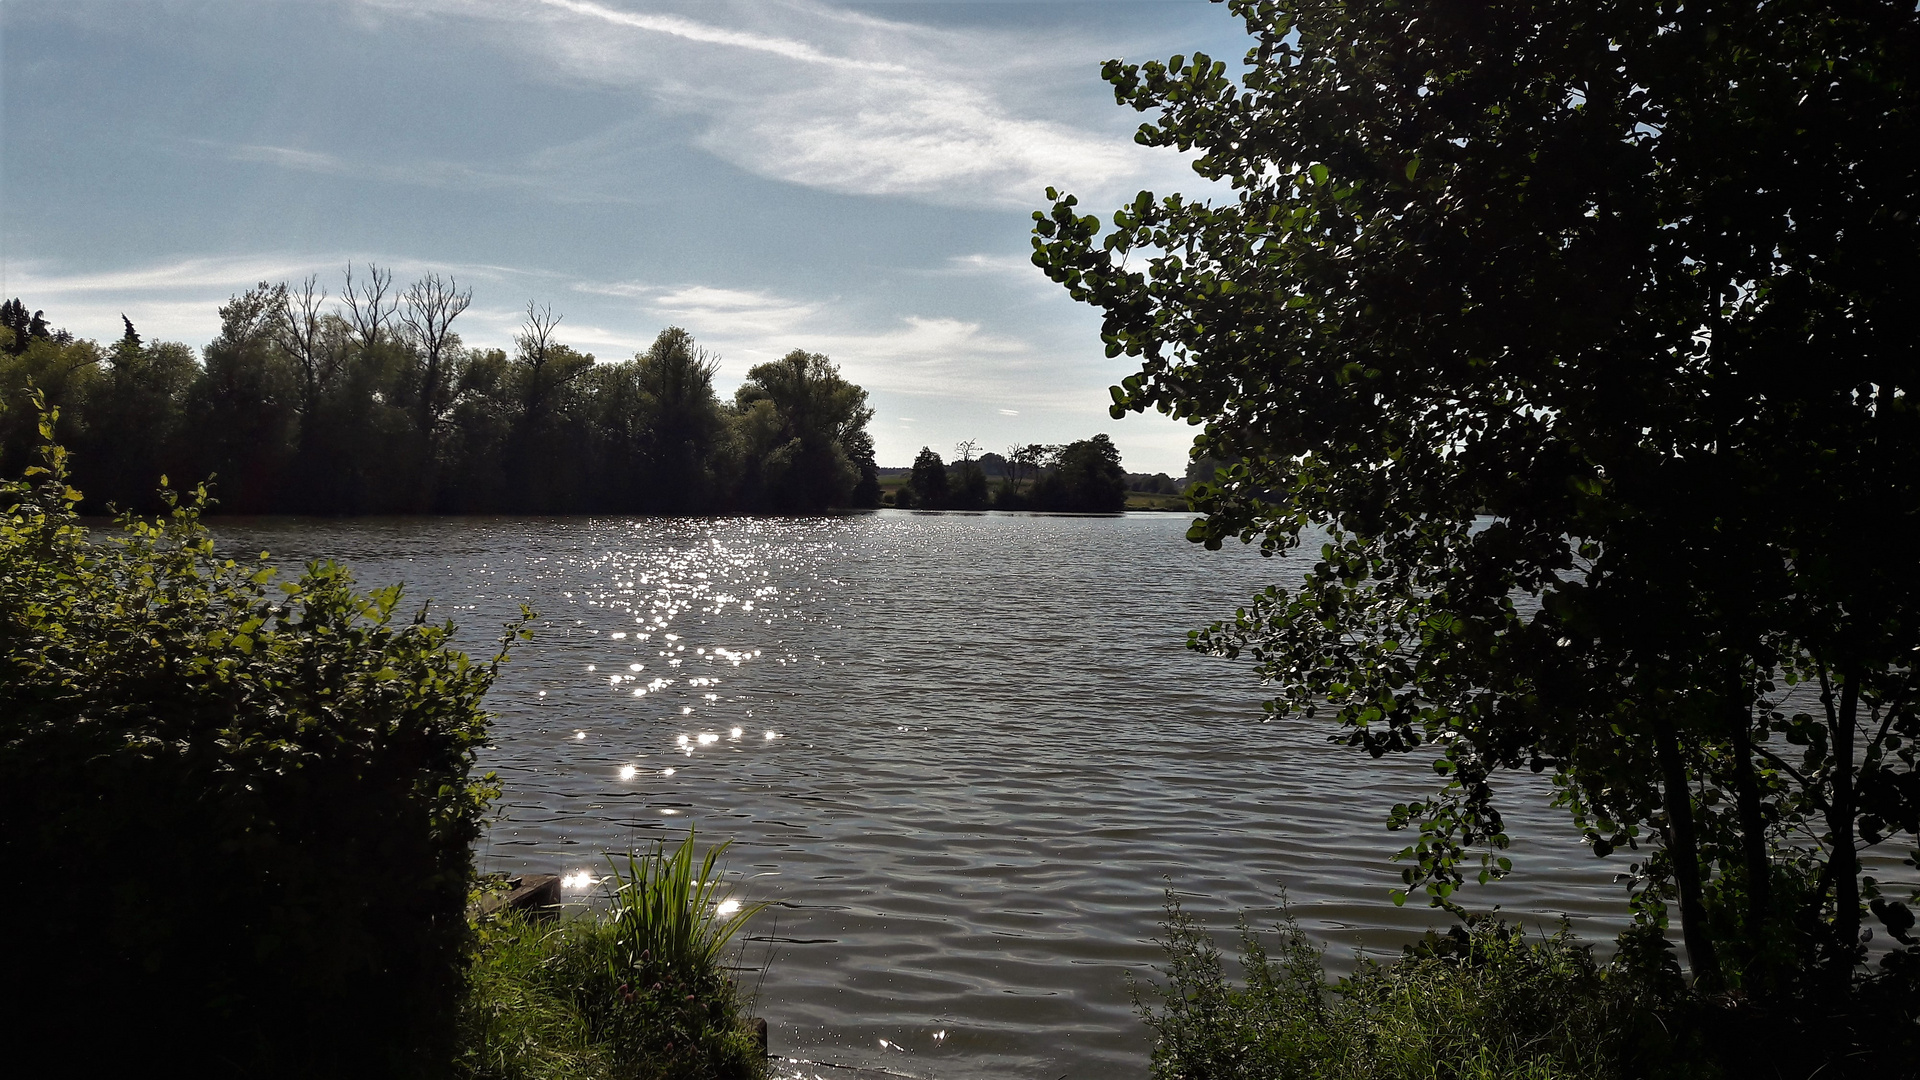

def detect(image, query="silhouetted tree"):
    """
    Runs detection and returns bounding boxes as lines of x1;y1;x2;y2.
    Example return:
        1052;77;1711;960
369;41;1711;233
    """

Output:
632;327;727;512
732;349;873;511
0;295;897;518
1035;0;1920;1014
184;285;298;512
908;447;948;508
1030;435;1126;512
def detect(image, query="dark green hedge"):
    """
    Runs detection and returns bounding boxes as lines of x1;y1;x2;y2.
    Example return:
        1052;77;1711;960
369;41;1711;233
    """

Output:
0;404;520;1076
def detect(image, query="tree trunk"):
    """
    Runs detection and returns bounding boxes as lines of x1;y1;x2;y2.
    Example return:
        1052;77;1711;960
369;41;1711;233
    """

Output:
1655;713;1723;989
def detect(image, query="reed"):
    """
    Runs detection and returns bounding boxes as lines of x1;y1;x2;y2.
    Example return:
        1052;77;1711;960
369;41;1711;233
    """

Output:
604;827;770;987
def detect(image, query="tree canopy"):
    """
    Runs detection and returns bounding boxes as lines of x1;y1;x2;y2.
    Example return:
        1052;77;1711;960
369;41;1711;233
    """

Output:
732;348;878;512
1035;0;1920;994
0;280;882;515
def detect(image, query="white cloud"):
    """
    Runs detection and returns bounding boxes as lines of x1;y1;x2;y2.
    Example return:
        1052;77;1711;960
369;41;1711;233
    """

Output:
566;272;1099;404
945;253;1040;277
354;0;1204;209
533;0;908;73
214;140;560;194
6;253;548;348
11;254;335;296
224;143;350;174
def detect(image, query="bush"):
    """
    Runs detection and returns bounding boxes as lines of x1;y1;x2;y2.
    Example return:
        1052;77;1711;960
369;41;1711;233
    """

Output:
0;402;521;1076
1135;891;1690;1080
1138;886;1920;1080
457;833;768;1080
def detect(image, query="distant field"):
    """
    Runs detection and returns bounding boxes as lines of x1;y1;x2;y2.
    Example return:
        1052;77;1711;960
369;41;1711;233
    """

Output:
1124;492;1189;511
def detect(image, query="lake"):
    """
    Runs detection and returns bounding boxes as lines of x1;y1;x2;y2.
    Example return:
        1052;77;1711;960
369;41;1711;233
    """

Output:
211;511;1630;1079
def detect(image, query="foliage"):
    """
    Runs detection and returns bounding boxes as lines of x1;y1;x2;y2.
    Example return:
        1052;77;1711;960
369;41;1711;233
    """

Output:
0;399;522;1076
978;436;1132;512
908;445;949;507
1030;433;1129;512
604;828;770;988
1127;471;1183;496
1137;891;1671;1080
456;839;769;1080
1139;890;1920;1079
732;348;878;511
949;458;991;509
460;913;615;1080
0;282;881;515
458;912;765;1080
1034;0;1920;992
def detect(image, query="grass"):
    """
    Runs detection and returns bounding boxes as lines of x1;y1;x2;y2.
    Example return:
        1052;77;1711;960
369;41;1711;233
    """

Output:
1134;891;1692;1080
457;831;768;1080
1125;491;1190;511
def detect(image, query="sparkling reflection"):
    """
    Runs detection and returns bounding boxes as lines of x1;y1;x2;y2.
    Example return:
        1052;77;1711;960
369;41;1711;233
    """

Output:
207;513;1649;1080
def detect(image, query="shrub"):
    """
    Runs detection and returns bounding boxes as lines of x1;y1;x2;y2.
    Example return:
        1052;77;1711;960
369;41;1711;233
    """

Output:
1134;890;1688;1080
457;833;768;1080
0;401;522;1076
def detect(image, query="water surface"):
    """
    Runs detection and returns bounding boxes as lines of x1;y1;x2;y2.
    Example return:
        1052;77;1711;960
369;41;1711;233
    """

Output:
212;511;1630;1079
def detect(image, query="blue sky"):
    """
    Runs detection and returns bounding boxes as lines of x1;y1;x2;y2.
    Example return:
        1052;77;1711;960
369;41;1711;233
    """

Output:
2;1;1251;471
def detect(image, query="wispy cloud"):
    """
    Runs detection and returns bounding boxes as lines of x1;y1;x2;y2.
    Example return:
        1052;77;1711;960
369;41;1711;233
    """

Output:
215;141;540;191
354;0;1204;209
6;253;546;347
11;254;339;296
534;0;907;73
568;272;1097;403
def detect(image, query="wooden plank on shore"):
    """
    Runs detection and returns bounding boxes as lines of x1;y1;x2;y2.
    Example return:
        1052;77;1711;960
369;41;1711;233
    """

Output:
472;874;562;922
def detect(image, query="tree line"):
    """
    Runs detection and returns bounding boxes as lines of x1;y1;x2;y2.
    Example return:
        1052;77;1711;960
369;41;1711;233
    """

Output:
0;268;880;516
897;436;1130;511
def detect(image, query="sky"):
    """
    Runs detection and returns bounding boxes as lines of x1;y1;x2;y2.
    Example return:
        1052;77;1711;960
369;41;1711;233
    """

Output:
1;0;1255;473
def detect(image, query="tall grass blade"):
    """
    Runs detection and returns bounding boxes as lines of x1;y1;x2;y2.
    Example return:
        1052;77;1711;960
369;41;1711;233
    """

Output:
604;826;769;985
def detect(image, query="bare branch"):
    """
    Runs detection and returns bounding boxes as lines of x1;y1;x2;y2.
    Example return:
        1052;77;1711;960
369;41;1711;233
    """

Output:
340;262;396;352
516;301;561;372
400;273;472;359
274;275;331;412
400;272;473;436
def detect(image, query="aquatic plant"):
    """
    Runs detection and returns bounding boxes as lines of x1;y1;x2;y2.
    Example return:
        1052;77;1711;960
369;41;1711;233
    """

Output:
458;836;770;1080
604;827;769;987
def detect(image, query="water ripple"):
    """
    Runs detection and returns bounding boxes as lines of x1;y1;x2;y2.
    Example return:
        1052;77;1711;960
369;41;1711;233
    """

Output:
214;511;1632;1079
